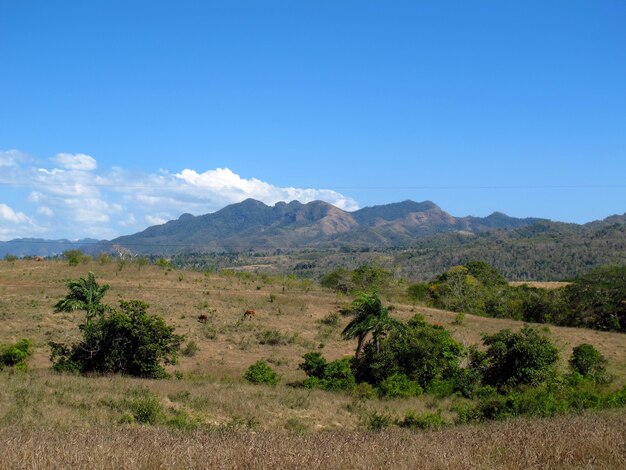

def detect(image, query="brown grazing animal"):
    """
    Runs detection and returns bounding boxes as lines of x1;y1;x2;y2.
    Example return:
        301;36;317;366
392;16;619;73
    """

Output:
198;314;208;323
243;309;255;319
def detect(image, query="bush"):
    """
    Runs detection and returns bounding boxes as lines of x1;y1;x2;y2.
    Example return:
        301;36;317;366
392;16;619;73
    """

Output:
124;390;164;425
399;410;447;430
0;338;33;370
363;410;393;430
481;327;559;390
300;354;356;391
63;249;88;266
407;283;429;303
244;360;279;385
378;373;423;398
355;314;463;390
569;344;609;382
257;329;289;345
50;300;183;378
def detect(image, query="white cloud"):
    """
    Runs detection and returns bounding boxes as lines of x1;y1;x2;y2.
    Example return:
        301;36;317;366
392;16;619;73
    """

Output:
0;149;27;167
145;215;168;225
0;203;44;240
0;149;360;239
0;203;31;224
37;206;54;217
53;153;98;171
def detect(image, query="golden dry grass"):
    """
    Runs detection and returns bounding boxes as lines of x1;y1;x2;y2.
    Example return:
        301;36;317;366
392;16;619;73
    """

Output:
0;410;624;469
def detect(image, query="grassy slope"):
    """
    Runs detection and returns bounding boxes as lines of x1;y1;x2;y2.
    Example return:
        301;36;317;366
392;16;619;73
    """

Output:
1;260;625;467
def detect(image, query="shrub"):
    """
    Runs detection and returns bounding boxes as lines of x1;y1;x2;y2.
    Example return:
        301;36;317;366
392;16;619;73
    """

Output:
257;329;289;345
244;360;279;385
407;283;429;303
569;344;609;382
125;390;164;425
363;410;393;430
378;373;423;398
300;354;356;391
0;338;33;370
63;249;87;266
399;410;447;430
481;327;559;390
4;254;17;262
355;314;463;390
50;300;183;378
299;352;327;379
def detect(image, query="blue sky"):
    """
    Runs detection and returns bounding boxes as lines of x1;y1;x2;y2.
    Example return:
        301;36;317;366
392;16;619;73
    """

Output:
1;1;625;240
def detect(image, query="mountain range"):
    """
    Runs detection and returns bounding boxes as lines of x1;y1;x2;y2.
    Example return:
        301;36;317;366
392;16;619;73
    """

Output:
98;199;544;254
2;200;625;264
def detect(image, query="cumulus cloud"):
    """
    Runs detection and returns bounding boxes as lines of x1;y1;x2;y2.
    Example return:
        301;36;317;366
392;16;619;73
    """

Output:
0;149;359;239
53;153;98;171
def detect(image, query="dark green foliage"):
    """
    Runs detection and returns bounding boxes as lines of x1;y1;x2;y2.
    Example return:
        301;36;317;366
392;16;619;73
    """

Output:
300;354;356;391
340;291;401;359
564;266;626;332
244;360;280;385
378;373;423;398
423;261;626;333
481;327;559;390
351;264;391;292
4;254;17;262
456;383;626;423
569;344;609;383
464;260;508;287
406;283;429;303
299;352;327;379
355;315;464;389
0;338;33;370
50;300;183;378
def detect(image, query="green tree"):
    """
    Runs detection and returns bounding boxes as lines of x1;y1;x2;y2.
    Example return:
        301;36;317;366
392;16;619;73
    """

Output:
355;315;463;389
564;266;626;332
50;299;183;378
481;327;559;390
341;291;400;359
569;344;609;382
54;272;110;326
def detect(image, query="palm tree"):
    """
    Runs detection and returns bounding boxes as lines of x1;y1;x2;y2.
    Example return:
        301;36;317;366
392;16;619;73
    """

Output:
54;271;110;324
341;291;401;359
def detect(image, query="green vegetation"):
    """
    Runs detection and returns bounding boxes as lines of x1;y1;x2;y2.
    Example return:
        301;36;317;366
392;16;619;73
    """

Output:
63;249;90;266
0;338;33;370
480;327;559;390
54;271;110;324
50;272;183;378
244;360;279;385
569;344;610;383
412;262;626;333
340;291;400;359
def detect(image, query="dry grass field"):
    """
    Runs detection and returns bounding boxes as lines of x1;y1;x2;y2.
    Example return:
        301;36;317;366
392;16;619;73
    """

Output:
1;259;625;468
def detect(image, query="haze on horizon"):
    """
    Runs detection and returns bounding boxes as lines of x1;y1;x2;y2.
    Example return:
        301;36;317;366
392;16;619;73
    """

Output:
1;1;625;241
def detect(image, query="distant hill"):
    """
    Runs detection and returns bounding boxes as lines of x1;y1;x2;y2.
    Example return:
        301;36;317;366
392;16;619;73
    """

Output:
97;199;545;255
0;238;99;258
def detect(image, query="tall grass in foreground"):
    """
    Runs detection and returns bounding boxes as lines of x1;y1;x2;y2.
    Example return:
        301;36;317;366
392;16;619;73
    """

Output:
0;409;624;469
